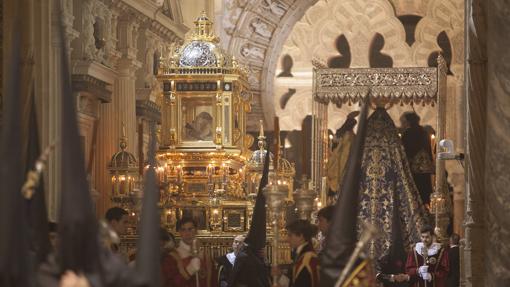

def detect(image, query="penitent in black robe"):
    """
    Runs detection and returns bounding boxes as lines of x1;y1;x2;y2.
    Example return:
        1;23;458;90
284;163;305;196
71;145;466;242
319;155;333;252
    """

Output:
228;246;270;287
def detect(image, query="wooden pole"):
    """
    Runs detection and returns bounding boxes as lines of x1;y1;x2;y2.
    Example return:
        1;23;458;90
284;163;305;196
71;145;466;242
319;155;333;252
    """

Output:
274;117;280;171
138;121;144;175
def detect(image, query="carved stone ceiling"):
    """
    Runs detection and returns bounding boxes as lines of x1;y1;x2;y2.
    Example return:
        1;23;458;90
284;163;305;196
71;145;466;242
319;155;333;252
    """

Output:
388;0;430;16
222;0;464;131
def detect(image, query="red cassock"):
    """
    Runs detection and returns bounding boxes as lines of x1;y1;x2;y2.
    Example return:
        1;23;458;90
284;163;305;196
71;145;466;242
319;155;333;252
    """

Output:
291;243;320;287
161;243;216;287
405;243;449;287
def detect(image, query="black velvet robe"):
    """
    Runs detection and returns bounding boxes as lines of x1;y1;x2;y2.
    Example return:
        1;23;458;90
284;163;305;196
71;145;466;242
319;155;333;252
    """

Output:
402;125;434;205
228;246;270;287
216;253;234;287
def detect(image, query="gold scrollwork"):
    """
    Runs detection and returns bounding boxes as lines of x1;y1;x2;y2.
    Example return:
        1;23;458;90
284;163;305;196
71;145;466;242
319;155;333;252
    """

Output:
314;67;439;107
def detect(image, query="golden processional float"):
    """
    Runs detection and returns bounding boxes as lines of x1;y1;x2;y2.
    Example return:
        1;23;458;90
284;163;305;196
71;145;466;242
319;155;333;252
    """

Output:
152;12;295;262
311;56;451;243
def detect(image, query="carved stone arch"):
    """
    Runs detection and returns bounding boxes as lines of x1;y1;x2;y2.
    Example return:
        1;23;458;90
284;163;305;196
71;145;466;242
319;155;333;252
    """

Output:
388;0;430;17
412;0;464;76
245;15;276;44
224;0;462;129
263;0;411;128
245;0;319;128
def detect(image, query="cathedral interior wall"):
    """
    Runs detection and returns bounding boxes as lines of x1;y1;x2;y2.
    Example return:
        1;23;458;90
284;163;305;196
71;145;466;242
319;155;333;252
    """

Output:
2;0;508;285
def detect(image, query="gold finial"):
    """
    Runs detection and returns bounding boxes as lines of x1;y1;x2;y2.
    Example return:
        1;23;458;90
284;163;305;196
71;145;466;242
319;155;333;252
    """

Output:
258;120;265;138
232;56;238;68
436;53;447;75
257;120;266;151
190;11;218;42
311;58;327;69
274;116;280;171
120;122;127;151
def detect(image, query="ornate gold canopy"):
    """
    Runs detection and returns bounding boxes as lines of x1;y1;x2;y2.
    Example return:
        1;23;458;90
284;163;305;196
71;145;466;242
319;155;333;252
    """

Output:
313;55;447;108
312;55;450;243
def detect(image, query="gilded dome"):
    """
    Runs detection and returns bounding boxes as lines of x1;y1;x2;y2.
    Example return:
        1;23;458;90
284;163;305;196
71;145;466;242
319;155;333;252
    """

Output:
174;12;232;69
109;150;137;171
108;129;138;172
179;41;217;67
277;157;295;177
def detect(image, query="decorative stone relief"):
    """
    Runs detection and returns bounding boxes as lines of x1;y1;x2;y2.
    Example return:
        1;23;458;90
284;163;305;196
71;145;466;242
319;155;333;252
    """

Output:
250;18;274;39
78;94;100;118
388;0;430;16
412;0;464;72
282;0;410;69
270;0;414;129
81;1;96;59
75;0;114;66
261;0;288;17
223;0;248;36
240;44;266;62
136;28;159;89
223;0;464;132
221;0;299;129
247;69;262;89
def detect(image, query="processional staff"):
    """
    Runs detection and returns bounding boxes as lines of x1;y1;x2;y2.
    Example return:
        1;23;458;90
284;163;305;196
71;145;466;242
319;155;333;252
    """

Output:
421;245;430;287
191;238;200;287
264;117;287;287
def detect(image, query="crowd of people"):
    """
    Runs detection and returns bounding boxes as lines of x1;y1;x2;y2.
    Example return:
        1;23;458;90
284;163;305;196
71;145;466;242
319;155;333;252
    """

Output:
11;107;460;287
86;204;460;287
112;110;453;287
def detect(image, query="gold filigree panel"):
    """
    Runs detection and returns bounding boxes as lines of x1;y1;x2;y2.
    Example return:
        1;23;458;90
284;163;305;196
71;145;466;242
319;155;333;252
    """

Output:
314;67;438;107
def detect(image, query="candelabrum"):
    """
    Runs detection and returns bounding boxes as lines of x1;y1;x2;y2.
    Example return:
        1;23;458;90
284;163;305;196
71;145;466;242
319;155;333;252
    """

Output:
263;174;288;287
293;176;316;220
430;186;448;243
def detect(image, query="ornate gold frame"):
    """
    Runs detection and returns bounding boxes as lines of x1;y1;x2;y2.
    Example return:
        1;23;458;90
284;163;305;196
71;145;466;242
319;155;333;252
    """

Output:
222;207;246;232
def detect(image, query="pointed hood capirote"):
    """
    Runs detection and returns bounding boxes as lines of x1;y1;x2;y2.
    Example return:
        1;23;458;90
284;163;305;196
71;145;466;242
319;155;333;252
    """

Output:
0;3;32;285
319;96;370;287
244;145;270;251
57;12;101;276
388;190;406;262
134;123;161;287
26;92;51;266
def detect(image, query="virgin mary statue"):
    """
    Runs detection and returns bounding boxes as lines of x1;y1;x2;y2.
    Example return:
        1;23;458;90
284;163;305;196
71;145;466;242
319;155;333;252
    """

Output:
358;107;429;261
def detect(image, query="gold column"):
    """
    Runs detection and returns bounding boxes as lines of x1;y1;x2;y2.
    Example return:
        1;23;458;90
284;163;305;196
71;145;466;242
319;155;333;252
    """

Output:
431;55;449;243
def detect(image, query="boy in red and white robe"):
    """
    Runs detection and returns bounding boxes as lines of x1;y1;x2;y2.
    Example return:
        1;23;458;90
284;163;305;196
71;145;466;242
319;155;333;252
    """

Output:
405;226;449;287
161;218;214;287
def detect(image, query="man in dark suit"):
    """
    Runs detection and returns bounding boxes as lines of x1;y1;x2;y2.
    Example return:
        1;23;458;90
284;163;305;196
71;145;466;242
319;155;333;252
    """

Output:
447;233;460;287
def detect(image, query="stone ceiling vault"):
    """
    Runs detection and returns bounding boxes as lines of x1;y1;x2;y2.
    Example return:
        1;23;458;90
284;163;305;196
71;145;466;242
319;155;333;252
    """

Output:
222;0;464;131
